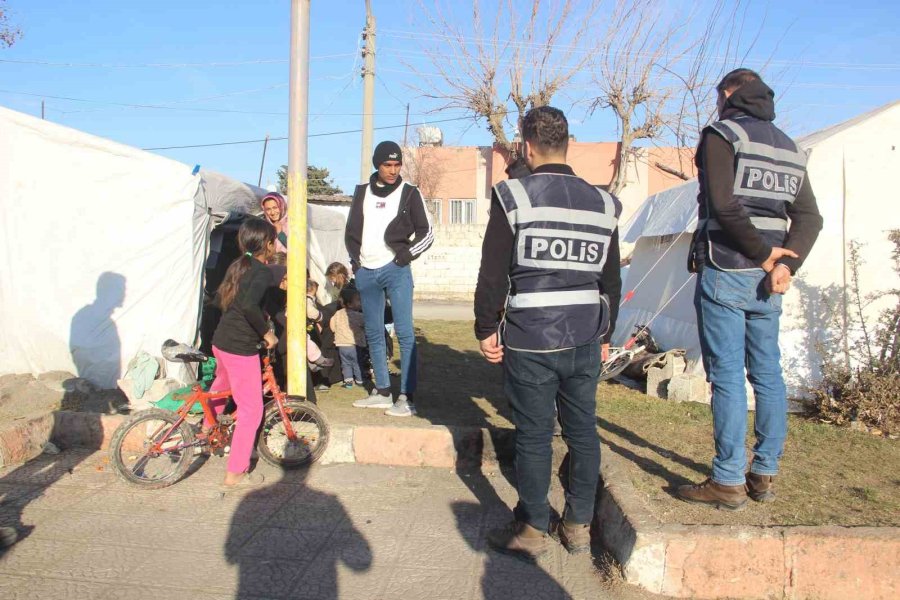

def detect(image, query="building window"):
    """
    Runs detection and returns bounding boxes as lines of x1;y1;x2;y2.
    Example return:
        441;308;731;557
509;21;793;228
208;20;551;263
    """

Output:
450;199;476;224
429;199;442;225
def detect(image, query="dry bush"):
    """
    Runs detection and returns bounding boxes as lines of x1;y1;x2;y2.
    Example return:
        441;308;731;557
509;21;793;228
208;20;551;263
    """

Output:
809;231;900;436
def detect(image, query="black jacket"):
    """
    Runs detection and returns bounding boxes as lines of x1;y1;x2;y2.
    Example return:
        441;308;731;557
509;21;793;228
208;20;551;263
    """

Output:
212;258;273;356
345;174;434;271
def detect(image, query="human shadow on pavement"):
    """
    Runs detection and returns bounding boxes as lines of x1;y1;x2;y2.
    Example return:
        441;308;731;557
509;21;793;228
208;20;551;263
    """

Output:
225;466;372;600
411;335;571;597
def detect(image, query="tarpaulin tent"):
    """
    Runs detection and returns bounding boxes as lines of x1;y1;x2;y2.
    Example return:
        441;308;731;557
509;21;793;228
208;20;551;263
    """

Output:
0;106;348;388
614;101;900;396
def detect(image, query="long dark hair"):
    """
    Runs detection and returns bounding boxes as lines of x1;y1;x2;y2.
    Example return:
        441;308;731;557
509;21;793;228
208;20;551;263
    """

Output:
218;217;276;311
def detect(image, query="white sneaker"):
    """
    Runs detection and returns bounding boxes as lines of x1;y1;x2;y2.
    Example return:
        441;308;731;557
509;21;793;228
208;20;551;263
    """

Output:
384;394;416;417
353;389;393;409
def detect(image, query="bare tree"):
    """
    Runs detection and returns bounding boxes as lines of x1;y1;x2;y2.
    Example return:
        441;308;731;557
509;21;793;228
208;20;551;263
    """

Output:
590;0;770;194
1;1;21;48
409;0;606;154
589;0;690;195
401;142;445;219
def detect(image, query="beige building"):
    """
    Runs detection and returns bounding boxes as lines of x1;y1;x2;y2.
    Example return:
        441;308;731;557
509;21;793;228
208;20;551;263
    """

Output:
404;142;696;228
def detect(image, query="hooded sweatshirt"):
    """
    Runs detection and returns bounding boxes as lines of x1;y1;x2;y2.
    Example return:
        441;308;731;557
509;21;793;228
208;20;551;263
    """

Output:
261;192;289;254
693;80;822;274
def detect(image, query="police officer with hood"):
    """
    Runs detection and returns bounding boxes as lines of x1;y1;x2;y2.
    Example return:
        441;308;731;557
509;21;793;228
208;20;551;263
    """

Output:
678;69;822;510
474;106;622;559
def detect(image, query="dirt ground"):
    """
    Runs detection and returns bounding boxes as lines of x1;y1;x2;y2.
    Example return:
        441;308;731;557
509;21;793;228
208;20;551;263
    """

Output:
322;320;900;527
0;372;124;424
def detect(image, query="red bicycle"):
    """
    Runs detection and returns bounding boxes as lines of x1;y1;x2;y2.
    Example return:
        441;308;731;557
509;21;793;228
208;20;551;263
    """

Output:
109;340;329;489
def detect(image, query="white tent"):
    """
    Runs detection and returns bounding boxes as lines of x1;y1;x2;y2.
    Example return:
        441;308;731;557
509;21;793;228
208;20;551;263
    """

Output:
0;107;347;388
615;101;900;396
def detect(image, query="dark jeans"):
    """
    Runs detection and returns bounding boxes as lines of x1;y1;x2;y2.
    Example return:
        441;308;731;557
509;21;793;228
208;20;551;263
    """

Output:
503;342;602;531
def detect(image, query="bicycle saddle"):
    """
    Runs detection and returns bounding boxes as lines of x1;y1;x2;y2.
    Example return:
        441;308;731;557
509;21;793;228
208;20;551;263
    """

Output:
161;339;208;363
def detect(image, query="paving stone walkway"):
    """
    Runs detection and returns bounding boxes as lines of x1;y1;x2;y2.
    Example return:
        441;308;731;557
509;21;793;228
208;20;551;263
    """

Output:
0;449;652;600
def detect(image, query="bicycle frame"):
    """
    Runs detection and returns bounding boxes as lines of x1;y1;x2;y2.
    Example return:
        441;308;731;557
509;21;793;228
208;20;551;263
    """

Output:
143;353;298;457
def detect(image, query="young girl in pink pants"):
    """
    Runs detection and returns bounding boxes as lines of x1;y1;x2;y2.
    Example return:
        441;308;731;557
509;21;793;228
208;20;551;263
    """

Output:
207;217;278;487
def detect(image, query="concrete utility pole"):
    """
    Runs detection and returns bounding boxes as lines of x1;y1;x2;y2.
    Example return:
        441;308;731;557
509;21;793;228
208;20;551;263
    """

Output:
287;0;310;396
359;0;376;182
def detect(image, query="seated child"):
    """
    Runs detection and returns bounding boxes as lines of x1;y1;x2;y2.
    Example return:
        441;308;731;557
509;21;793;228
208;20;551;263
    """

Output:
330;289;368;389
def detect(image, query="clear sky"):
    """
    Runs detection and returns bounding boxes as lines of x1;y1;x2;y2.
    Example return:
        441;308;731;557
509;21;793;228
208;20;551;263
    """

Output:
2;1;898;194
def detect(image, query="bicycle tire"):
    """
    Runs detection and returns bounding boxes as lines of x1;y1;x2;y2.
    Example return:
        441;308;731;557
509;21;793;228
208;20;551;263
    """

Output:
108;408;197;489
599;351;633;382
257;400;330;469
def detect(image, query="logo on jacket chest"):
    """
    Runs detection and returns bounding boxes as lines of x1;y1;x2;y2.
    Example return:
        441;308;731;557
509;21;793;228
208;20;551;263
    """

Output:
375;201;386;209
525;235;603;264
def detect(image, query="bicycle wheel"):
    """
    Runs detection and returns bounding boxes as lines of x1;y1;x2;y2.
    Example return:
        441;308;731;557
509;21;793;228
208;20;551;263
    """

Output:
108;408;197;489
599;350;633;382
257;399;330;469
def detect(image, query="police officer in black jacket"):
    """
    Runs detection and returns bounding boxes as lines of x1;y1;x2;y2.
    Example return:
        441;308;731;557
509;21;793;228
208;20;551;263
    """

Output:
474;106;622;559
678;69;822;510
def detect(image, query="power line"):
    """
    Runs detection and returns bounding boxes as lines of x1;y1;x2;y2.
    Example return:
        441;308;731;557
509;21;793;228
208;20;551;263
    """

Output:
0;53;356;69
142;115;480;151
380;29;900;72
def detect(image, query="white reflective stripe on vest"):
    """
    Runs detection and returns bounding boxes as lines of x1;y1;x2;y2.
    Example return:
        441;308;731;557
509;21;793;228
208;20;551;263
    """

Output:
702;216;788;232
715;121;808;166
507;289;601;309
502;178;531;231
514;206;617;230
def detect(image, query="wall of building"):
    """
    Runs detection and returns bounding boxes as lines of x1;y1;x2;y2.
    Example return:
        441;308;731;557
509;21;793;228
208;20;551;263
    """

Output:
411;224;483;302
409;142;697;301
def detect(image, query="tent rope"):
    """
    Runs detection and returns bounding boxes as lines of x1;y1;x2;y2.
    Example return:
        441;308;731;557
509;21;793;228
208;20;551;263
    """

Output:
623;272;697;350
620;215;698;306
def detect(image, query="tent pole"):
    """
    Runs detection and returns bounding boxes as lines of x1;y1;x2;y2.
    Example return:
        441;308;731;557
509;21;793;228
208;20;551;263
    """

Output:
287;0;310;396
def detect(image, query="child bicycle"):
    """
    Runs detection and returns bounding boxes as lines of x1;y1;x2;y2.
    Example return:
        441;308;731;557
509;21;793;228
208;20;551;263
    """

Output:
108;340;329;489
598;325;658;381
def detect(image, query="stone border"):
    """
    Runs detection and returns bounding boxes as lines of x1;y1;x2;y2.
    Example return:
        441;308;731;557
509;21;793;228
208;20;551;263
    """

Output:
0;411;515;471
596;450;900;600
3;410;897;599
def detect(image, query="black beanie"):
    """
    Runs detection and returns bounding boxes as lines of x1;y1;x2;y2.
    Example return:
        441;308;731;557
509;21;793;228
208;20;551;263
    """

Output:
372;141;403;168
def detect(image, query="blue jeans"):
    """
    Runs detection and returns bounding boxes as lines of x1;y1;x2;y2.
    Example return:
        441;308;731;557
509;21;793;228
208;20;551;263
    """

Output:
338;345;366;383
695;266;786;486
503;343;601;531
355;261;417;394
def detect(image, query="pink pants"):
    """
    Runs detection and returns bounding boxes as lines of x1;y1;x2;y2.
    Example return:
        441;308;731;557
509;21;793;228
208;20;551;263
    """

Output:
208;346;264;474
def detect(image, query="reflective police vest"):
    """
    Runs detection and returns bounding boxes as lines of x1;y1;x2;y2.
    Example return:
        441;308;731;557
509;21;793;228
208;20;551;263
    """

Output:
699;116;807;271
494;173;621;352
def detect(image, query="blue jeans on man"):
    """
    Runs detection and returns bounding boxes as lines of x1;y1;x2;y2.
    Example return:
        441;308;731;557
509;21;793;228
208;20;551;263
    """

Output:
503;342;602;531
695;266;787;486
355;261;417;395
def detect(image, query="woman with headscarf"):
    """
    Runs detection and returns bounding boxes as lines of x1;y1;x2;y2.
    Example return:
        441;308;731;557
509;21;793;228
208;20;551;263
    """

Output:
260;192;289;254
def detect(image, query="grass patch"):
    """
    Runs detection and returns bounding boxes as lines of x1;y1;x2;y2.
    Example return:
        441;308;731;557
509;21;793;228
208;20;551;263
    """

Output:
320;320;899;526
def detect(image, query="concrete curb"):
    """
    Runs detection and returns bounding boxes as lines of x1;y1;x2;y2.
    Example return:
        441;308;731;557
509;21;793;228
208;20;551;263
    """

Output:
596;451;900;600
4;410;897;599
0;411;515;471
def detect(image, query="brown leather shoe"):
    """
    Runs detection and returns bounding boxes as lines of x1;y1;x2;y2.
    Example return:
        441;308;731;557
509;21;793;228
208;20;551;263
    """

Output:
746;472;776;502
676;478;748;511
487;520;549;561
556;520;591;555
